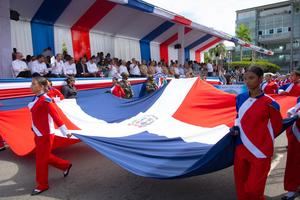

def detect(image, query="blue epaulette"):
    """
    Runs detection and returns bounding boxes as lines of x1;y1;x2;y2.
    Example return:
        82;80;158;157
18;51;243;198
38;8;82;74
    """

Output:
45;97;52;103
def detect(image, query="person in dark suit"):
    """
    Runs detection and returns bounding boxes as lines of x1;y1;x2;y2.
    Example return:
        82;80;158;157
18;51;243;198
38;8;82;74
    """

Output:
76;57;89;77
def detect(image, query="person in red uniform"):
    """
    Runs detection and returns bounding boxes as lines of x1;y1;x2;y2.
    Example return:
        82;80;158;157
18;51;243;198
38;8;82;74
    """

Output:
0;135;5;151
47;79;64;101
110;77;125;98
232;66;283;200
261;73;278;94
278;68;300;97
29;76;72;195
282;98;300;200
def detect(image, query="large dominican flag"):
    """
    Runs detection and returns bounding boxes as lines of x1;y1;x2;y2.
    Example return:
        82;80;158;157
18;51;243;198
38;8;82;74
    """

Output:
0;78;296;178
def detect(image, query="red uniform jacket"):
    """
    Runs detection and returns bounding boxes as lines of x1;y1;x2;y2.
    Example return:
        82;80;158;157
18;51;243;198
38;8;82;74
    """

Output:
279;83;300;97
236;93;283;158
261;81;278;94
47;87;64;100
28;94;68;137
111;84;125;98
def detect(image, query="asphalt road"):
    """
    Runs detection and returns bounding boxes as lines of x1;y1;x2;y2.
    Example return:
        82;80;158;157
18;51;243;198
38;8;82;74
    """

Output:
0;132;299;200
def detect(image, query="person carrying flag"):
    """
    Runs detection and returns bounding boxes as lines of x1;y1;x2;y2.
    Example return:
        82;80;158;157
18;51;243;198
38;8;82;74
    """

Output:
232;66;283;200
282;98;300;200
29;76;72;195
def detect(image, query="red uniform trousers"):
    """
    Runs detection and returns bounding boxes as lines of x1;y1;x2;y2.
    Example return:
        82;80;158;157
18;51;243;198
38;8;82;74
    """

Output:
0;135;4;148
35;134;70;190
284;128;300;192
234;145;271;200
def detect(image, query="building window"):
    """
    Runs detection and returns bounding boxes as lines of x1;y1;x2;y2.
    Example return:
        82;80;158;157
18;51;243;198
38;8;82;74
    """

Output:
288;27;291;31
269;29;274;34
258;31;263;35
277;28;283;33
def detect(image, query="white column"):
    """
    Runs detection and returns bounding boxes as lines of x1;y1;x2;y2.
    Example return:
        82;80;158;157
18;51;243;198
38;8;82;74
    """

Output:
0;0;12;78
177;25;185;65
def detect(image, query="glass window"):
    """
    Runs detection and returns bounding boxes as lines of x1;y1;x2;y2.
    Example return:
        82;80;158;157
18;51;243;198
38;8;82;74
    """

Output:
269;29;274;34
277;28;283;33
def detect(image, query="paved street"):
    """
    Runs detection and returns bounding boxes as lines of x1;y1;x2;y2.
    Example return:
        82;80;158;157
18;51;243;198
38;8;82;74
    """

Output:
0;132;299;200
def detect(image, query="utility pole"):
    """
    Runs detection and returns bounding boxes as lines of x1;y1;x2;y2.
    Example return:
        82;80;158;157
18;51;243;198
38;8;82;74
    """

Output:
290;1;295;72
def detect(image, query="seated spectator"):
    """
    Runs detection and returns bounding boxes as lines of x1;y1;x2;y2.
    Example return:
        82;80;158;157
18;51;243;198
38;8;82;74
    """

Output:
148;61;156;76
76;57;89;77
155;62;163;74
31;55;49;77
119;60;129;75
129;58;141;77
178;64;185;76
64;56;77;77
47;79;64;101
119;72;133;99
162;65;169;76
12;52;31;77
145;75;158;94
61;77;77;99
50;54;65;77
139;60;148;77
108;59;119;78
87;56;99;77
28;56;36;71
110;77;125;98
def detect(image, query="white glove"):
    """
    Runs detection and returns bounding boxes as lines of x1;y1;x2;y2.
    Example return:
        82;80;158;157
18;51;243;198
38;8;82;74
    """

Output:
53;96;61;103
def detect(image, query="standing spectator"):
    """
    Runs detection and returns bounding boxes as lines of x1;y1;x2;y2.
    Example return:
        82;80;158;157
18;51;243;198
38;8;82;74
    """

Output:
129;58;141;77
51;54;65;77
63;56;76;77
31;55;49;77
192;61;200;75
12;52;31;77
76;57;89;77
207;61;214;77
42;47;53;57
61;77;77;99
119;73;133;99
87;56;99;77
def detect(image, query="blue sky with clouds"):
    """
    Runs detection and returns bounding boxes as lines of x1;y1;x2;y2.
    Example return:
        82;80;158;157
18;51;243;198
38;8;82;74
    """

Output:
144;0;285;35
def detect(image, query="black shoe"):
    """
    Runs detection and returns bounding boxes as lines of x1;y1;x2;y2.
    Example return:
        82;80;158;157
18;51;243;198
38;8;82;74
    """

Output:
63;164;72;177
31;188;47;196
0;147;6;152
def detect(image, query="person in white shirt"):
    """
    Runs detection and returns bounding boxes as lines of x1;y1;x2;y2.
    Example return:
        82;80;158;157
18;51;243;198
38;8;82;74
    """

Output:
31;55;48;77
119;60;129;75
87;56;99;77
63;57;76;77
108;59;119;78
129;58;141;77
207;62;214;77
155;63;163;74
12;52;31;77
51;54;64;77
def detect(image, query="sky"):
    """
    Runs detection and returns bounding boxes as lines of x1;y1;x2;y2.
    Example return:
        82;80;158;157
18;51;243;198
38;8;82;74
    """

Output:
144;0;285;42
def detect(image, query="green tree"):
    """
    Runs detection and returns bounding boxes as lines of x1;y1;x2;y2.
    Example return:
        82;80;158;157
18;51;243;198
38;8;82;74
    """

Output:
208;43;226;65
235;24;251;61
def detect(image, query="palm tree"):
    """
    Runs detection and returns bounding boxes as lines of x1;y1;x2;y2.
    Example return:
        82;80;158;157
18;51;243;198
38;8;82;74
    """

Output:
235;24;251;61
208;43;226;65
